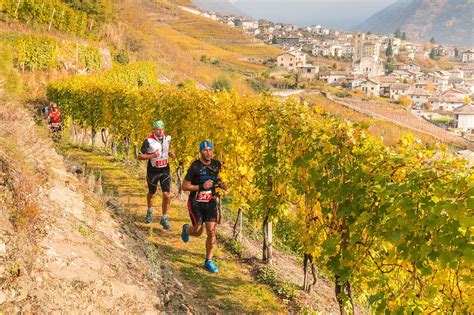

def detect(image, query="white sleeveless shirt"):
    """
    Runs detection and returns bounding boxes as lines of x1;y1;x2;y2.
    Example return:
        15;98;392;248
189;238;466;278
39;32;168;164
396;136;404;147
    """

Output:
146;134;171;168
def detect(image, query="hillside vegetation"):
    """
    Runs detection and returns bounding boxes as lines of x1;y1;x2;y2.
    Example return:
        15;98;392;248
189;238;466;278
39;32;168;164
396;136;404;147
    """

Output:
100;0;281;92
0;0;473;313
0;0;281;92
47;62;474;313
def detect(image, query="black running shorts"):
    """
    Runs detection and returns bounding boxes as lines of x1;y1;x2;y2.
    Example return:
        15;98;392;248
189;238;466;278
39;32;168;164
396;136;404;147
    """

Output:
147;167;171;194
187;199;218;226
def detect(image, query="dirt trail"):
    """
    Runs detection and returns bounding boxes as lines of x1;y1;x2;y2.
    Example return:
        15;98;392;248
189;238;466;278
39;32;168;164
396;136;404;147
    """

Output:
62;145;285;313
0;101;207;313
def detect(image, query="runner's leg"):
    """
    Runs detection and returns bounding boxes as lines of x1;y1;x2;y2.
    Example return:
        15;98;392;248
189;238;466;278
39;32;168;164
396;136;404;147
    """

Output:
147;172;159;206
205;221;217;260
186;200;204;236
147;193;154;209
159;170;171;216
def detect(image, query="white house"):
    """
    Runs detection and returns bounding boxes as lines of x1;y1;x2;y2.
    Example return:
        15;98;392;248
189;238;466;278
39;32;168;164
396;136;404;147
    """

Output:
450;69;464;79
308;25;322;34
391;69;412;82
462;50;474;63
242;20;259;30
361;79;380;96
329;45;343;58
390;83;410;100
312;45;330;57
408;89;431;107
454;105;474;132
348;78;365;90
319;71;349;85
429;89;468;111
342;44;354;58
354;56;384;78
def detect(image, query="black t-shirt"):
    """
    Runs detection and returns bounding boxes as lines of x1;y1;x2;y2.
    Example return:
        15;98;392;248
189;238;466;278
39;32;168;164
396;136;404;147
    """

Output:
184;159;221;200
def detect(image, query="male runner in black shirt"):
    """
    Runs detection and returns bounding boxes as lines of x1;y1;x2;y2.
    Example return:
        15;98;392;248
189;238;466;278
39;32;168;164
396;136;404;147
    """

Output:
181;140;228;273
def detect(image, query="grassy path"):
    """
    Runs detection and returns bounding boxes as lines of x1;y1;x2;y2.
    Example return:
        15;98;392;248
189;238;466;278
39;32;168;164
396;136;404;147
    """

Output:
61;144;284;313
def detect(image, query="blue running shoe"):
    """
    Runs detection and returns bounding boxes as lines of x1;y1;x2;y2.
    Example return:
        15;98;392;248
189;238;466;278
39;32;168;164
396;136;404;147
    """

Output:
204;259;218;273
145;208;153;223
181;224;189;243
160;216;170;230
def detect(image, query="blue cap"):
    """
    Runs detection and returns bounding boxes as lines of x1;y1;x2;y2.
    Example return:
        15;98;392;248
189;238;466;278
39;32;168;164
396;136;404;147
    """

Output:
199;140;213;151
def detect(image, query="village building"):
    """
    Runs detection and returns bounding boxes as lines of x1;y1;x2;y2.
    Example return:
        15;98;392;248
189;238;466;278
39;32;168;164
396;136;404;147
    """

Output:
297;65;319;80
390;83;410;100
454;105;474;132
461;50;474;63
361;79;380;96
277;51;307;71
408;89;431;108
377;76;398;98
319;71;349;85
429;89;469;111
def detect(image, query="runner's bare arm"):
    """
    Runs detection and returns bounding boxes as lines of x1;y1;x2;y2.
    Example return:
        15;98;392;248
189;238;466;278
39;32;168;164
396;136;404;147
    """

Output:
182;179;213;191
219;181;228;191
137;151;160;160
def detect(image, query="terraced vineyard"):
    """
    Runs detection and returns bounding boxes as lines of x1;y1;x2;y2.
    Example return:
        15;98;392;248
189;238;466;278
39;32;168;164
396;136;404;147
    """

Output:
330;95;474;150
169;11;281;58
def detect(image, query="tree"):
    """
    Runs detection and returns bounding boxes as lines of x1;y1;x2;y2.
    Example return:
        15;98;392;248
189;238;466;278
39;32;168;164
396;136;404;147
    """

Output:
401;32;407;40
430;48;437;60
271;36;278;45
394;28;401;39
385;40;395;74
399;95;412;106
430;37;436;44
464;95;471;105
385;39;393;57
385;59;395;74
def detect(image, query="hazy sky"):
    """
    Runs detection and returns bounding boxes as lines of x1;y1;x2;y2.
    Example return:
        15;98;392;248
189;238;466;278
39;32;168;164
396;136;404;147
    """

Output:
230;0;399;30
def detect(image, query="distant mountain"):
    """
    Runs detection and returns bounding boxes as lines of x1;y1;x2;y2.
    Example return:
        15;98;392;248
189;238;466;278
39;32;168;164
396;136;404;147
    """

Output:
191;0;247;17
355;0;474;47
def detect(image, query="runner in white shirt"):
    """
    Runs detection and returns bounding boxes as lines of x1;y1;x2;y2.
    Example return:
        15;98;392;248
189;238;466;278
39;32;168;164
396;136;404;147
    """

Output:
137;120;175;228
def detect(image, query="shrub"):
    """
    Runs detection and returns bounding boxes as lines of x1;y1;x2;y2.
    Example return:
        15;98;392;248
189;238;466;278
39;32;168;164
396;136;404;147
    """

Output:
211;75;231;92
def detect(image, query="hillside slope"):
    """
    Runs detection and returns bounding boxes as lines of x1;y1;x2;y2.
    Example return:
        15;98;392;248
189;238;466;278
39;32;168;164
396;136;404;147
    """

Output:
103;0;281;92
356;0;474;47
0;101;203;313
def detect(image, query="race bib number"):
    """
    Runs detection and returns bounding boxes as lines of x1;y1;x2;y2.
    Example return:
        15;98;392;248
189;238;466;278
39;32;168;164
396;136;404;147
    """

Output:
154;159;168;168
196;190;212;203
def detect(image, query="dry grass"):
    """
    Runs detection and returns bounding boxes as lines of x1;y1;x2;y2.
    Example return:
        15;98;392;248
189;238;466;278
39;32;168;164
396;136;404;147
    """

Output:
107;0;279;93
170;13;253;44
0;101;53;228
